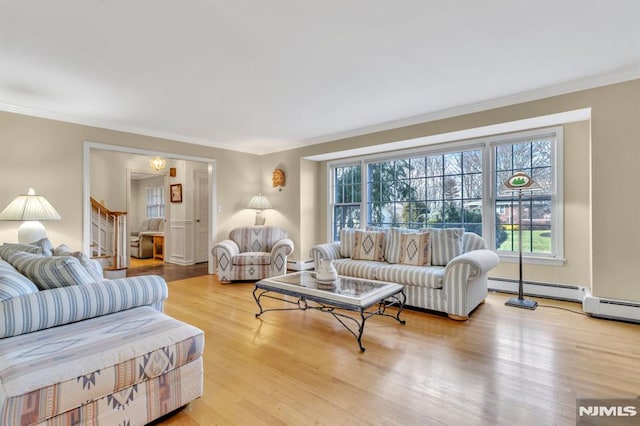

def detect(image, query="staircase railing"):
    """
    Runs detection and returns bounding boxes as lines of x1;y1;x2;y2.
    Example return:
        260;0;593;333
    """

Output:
90;198;127;270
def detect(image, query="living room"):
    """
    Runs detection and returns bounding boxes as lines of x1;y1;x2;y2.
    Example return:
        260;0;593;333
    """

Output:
1;1;639;425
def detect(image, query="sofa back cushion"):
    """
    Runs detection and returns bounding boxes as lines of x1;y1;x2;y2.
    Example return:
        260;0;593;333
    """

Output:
6;251;95;290
339;229;357;258
230;226;288;253
428;228;465;266
29;237;55;256
352;230;385;261
0;259;39;301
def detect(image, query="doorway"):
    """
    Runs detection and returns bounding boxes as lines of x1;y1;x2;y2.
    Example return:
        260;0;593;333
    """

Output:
83;141;216;274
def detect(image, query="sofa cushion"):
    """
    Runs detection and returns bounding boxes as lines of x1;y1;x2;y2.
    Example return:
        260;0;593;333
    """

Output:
0;242;45;260
230;226;288;253
0;259;39;301
375;264;445;289
399;232;431;266
332;258;382;281
53;243;74;256
5;251;95;290
352;230;385;261
232;252;271;265
427;228;465;266
339;228;357;258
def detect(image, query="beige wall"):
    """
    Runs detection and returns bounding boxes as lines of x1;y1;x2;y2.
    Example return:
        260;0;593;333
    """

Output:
287;79;640;303
2;78;639;303
0;111;259;251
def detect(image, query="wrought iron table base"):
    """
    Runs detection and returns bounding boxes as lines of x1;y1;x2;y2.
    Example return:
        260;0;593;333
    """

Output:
253;288;406;352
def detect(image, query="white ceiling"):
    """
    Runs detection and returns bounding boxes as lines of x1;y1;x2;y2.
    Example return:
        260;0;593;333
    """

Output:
1;1;639;155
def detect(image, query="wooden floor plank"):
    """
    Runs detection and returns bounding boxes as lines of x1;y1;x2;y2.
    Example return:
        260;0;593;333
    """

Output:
154;274;640;425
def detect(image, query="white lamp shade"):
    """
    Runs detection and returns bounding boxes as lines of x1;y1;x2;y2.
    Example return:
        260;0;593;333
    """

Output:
0;188;61;243
0;188;61;221
247;194;272;210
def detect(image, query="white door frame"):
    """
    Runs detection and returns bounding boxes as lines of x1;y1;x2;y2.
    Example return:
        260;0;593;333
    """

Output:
82;141;217;273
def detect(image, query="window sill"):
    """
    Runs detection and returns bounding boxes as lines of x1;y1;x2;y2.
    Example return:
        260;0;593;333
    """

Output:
497;253;566;266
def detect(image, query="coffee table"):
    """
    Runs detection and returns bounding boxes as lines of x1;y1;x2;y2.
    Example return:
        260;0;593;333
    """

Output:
253;271;406;352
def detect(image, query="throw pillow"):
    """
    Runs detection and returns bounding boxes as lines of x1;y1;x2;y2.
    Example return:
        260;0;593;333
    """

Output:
30;238;54;256
0;259;39;301
351;230;385;261
6;251;95;290
0;243;45;260
427;228;465;266
399;232;431;266
53;244;74;256
71;252;104;282
384;227;422;264
339;228;357;258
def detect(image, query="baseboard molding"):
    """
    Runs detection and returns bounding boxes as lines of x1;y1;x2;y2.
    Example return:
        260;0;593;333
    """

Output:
488;277;586;302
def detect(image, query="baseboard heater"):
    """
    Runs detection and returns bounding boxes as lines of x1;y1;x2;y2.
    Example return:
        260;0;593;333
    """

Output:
488;277;586;302
582;293;640;324
489;277;640;323
287;260;315;271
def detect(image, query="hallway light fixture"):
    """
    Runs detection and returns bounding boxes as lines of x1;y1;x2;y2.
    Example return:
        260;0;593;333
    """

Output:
247;193;272;225
150;156;166;171
0;187;62;243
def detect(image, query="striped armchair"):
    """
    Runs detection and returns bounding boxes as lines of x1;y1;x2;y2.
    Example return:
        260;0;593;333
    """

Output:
212;226;294;282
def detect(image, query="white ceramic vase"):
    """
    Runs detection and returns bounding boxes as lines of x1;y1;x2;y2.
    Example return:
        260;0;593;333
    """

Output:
316;258;338;283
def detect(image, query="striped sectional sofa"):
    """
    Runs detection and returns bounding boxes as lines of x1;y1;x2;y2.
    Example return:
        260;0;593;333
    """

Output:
0;242;204;425
310;228;500;320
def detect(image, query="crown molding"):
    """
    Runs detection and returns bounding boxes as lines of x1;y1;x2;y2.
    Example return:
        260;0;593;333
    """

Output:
2;63;640;156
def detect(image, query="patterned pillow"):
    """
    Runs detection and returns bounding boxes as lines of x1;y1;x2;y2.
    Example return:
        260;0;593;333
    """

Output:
0;243;45;260
399;232;431;266
352;231;386;261
6;251;95;290
384;227;422;264
30;238;54;256
427;228;465;266
0;259;39;301
53;244;74;256
339;229;357;258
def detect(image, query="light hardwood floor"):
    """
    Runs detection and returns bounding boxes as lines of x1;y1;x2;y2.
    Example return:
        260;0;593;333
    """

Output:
158;274;640;425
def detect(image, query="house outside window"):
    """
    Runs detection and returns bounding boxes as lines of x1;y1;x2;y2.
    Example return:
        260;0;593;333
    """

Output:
328;127;563;262
146;185;165;218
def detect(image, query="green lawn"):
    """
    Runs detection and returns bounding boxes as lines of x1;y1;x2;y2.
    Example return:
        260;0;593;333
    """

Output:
498;229;552;253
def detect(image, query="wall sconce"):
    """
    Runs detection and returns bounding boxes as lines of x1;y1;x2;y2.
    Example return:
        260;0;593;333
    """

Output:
247;193;272;225
272;168;285;192
150;157;166;171
0;187;62;243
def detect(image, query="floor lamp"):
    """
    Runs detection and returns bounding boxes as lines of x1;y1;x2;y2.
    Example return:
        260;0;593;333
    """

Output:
501;172;541;310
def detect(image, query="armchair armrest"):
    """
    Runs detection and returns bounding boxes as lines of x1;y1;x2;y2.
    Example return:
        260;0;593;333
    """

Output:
310;242;341;267
270;238;294;276
212;239;240;258
271;238;294;258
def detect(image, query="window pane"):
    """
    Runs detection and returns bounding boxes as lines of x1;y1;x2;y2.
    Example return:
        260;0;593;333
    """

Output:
494;137;554;255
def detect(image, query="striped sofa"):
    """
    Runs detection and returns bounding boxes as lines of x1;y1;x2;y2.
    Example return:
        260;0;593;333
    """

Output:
0;243;204;425
310;229;499;320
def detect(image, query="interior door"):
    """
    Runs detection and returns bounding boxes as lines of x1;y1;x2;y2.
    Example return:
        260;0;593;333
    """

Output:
194;169;209;263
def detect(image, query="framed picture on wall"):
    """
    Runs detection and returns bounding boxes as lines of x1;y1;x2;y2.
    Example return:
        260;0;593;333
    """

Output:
170;184;182;203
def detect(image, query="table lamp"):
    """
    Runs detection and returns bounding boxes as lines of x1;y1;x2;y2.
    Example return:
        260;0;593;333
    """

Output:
0;187;61;243
247;193;272;225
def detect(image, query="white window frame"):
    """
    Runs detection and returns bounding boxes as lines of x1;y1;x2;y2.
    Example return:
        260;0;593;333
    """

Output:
146;185;165;218
327;126;564;265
